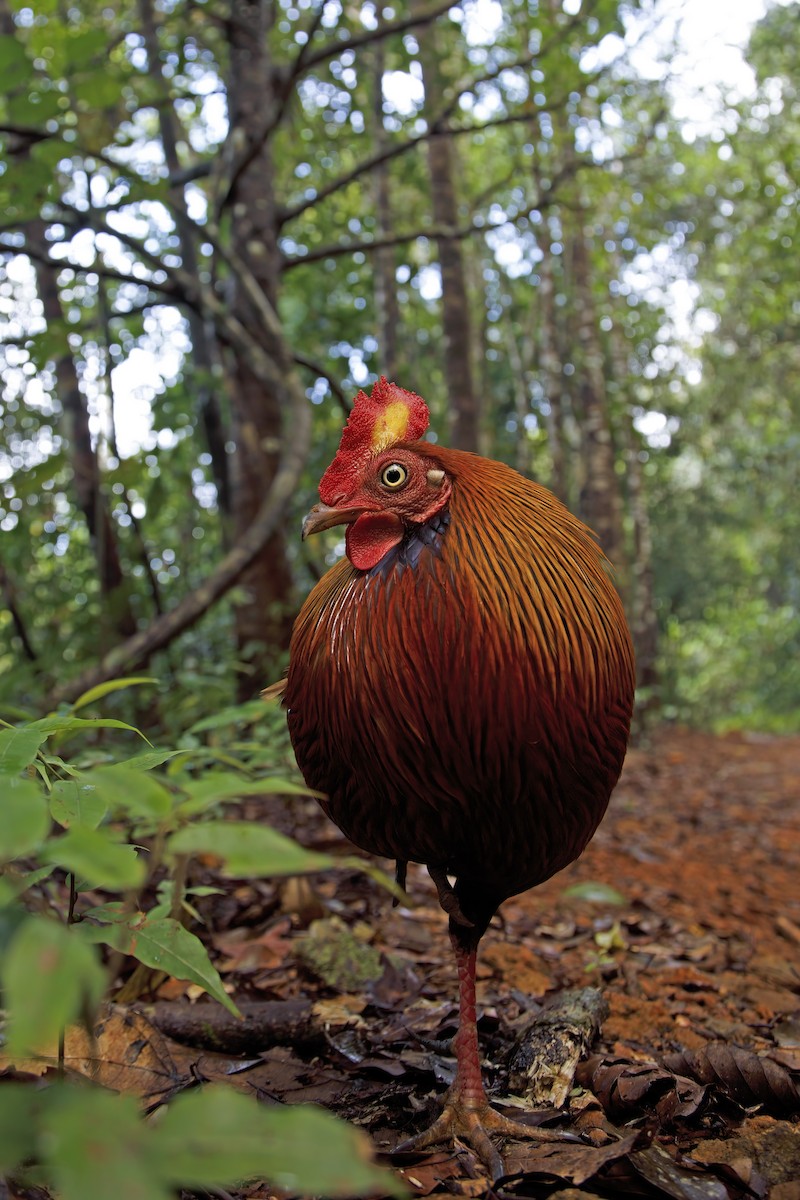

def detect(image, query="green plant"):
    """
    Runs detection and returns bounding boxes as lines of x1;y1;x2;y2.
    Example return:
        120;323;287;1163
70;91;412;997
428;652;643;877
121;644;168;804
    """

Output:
0;677;401;1197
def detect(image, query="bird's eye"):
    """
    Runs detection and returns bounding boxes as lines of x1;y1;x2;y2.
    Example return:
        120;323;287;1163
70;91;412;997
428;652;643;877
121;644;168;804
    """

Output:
380;462;408;490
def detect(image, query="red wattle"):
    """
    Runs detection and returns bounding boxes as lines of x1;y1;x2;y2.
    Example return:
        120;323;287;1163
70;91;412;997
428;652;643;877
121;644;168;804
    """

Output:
346;513;403;570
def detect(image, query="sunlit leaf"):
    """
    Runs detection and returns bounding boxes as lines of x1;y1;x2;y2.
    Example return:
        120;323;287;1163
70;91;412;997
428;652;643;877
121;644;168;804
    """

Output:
71;677;158;713
562;881;627;906
28;716;149;742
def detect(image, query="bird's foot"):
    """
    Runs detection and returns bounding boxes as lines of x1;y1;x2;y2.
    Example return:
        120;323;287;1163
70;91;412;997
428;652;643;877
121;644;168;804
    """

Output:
396;1095;577;1183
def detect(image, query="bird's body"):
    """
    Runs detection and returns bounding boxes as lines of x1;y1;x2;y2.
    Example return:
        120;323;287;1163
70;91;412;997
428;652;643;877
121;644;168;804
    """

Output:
284;380;635;1176
288;441;633;927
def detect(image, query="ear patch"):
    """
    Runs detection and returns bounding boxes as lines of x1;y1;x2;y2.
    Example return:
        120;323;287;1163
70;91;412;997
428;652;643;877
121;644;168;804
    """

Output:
319;377;430;505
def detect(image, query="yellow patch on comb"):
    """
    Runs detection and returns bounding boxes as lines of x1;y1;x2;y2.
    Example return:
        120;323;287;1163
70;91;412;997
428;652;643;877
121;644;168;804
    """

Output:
370;400;411;453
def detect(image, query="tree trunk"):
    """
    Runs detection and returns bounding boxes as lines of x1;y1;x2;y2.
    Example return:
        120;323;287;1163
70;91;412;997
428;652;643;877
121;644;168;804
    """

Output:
607;258;659;719
32;234;137;641
419;30;479;452
138;0;231;521
225;0;296;697
536;229;569;504
627;428;659;723
569;212;626;577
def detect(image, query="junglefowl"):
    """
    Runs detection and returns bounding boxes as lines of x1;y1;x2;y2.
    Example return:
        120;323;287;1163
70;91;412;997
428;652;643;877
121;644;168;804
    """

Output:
284;378;635;1178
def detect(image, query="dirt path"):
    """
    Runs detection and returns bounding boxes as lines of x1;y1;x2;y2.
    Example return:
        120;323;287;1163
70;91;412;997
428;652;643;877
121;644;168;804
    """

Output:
179;728;797;1197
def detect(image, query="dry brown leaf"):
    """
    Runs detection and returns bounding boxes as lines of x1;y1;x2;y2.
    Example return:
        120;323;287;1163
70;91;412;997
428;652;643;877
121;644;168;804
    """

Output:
504;1131;639;1186
663;1043;800;1113
577;1054;707;1122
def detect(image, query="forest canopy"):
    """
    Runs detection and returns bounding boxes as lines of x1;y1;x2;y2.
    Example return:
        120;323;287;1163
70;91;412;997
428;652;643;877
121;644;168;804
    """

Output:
0;0;798;734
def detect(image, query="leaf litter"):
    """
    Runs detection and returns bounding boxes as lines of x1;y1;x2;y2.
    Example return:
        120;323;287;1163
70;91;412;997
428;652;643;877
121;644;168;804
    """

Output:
2;728;799;1197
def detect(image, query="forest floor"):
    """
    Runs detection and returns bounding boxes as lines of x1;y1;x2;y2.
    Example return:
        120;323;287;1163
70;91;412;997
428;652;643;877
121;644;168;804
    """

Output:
26;727;800;1198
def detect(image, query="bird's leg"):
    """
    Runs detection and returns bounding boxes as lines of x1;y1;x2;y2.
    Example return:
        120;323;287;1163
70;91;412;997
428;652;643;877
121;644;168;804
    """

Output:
393;860;408;906
397;922;574;1182
427;866;474;928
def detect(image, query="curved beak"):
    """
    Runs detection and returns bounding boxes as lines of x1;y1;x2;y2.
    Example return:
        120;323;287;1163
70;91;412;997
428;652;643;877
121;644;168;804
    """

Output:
301;502;366;540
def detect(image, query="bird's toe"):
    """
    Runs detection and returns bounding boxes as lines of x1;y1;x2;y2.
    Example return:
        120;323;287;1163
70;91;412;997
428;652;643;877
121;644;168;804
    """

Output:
395;1098;576;1184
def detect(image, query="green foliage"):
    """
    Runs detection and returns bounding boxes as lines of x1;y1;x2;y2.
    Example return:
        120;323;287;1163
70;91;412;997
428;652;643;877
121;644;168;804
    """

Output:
0;685;398;1195
0;1083;401;1200
0;0;795;746
644;2;800;730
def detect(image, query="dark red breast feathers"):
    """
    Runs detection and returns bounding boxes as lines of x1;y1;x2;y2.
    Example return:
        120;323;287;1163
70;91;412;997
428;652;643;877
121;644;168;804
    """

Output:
285;379;635;923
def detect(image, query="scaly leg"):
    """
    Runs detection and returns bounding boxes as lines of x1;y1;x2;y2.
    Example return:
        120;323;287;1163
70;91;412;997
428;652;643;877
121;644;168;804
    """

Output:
397;924;574;1182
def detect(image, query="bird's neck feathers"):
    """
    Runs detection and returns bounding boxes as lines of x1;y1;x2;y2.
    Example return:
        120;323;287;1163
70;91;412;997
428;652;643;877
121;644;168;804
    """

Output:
364;508;451;579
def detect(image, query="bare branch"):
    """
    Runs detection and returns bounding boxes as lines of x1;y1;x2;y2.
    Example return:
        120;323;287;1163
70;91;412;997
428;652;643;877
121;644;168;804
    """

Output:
293;352;352;415
298;0;457;76
44;206;291;399
277;58;585;228
281;153;604;270
284;1;328;88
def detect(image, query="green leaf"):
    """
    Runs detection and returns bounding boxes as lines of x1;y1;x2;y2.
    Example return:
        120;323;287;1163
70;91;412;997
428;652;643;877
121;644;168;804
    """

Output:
0;864;54;905
45;1088;169;1200
49;778;107;830
41;827;146;890
30;715;147;740
174;772;314;817
186;699;268;734
118;915;239;1016
78;764;172;821
0;34;32;89
0;777;49;861
0;1084;37;1174
167;821;333;878
0;724;48;773
65;28;108;69
7;87;61;126
152;1088;403;1195
118;748;191;771
562;881;627;906
71;676;158;713
2;917;106;1055
73;72;124;108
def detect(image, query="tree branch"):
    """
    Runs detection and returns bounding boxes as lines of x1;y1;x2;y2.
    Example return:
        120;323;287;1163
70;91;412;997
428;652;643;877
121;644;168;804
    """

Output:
216;0;457;217
281;152;606;269
293;352;352;415
277;55;592;229
298;0;457;76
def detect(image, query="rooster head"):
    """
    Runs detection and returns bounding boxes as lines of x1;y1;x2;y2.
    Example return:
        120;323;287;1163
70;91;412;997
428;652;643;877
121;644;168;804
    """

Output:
302;377;452;570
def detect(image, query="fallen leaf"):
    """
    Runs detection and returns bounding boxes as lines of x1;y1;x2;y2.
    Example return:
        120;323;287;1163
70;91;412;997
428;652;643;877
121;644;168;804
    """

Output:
663;1043;800;1113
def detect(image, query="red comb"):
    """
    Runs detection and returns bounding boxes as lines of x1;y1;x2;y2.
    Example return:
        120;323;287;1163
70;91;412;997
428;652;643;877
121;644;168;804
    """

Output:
319;377;429;504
